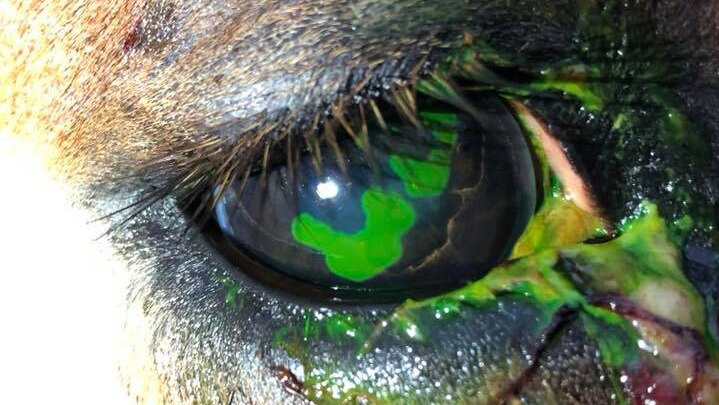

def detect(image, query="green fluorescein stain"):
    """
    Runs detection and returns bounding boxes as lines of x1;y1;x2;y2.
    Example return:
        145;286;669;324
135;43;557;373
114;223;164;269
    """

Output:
432;129;458;144
291;188;416;282
419;111;459;127
388;127;458;198
291;114;457;281
388;149;451;198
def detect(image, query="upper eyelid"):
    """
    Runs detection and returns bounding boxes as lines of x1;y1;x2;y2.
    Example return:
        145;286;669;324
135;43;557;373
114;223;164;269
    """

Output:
103;8;703;233
108;2;563;188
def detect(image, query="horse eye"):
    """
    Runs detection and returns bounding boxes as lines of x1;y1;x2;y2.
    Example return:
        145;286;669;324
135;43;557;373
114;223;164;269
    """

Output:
211;92;539;300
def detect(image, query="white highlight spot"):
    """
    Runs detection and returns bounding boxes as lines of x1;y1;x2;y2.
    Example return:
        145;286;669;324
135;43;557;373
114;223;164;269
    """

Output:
316;180;339;199
0;135;132;404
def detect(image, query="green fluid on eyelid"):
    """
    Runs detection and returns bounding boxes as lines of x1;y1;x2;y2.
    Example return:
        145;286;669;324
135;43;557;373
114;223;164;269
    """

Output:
276;200;710;404
291;189;416;282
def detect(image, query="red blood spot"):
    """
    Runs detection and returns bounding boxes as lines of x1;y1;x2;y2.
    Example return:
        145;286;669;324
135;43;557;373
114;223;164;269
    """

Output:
272;366;303;395
625;362;687;405
122;21;142;55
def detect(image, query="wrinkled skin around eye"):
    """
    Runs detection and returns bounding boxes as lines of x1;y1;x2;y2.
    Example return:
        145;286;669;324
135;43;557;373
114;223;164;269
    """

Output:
4;1;719;404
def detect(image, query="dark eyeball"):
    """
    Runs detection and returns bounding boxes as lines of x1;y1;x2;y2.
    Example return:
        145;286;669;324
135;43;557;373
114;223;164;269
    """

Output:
214;94;538;297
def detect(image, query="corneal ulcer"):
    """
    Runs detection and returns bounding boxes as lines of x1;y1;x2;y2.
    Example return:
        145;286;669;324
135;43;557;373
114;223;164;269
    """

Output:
214;4;719;404
215;92;539;294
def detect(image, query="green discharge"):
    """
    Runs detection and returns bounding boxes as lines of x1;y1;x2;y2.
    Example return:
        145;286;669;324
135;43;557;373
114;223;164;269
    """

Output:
529;65;605;111
275;200;714;403
581;308;641;367
217;274;245;309
448;201;710;354
274;312;370;352
224;282;240;306
562;203;709;336
532;79;603;110
511;106;607;259
417;202;708;360
447;249;585;322
452;41;717;244
511;191;607;259
389;311;425;343
429;296;463;321
291;188;416;282
323;313;370;343
517;202;595;253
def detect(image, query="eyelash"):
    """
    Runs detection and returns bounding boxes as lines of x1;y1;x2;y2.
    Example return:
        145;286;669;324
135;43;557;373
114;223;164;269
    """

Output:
106;28;697;241
105;60;454;234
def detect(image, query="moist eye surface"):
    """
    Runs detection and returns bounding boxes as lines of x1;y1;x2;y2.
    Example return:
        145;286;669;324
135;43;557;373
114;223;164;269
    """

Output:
214;93;538;295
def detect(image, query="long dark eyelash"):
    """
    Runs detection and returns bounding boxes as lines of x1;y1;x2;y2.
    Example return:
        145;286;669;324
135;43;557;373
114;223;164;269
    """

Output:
102;58;438;234
96;64;558;235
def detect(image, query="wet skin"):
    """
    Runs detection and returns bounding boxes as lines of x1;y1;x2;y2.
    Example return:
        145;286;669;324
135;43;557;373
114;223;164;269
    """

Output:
3;0;719;404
